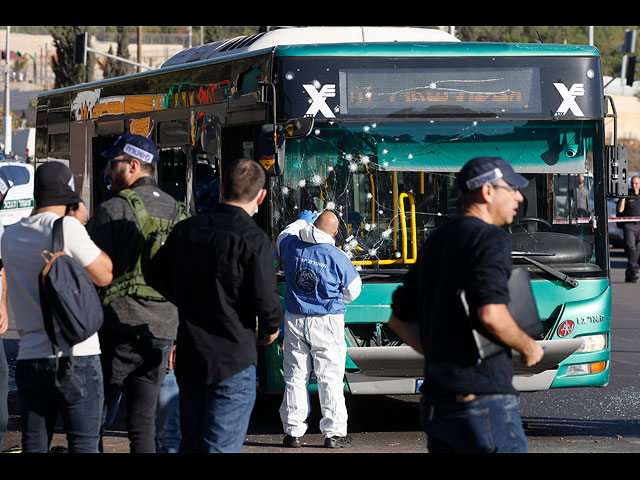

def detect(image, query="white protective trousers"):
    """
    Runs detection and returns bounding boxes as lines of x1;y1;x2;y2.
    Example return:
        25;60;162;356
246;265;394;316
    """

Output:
279;311;348;438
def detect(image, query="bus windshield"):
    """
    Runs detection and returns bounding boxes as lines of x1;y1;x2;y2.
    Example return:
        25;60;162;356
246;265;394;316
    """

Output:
271;119;607;280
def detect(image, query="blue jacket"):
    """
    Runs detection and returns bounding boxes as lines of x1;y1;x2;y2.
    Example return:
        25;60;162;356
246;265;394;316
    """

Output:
277;219;361;316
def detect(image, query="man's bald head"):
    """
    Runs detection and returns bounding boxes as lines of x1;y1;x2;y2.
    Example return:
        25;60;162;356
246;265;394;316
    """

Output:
314;211;339;237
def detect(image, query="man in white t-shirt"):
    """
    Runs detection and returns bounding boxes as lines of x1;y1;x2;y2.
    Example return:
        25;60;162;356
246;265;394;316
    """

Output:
1;161;113;453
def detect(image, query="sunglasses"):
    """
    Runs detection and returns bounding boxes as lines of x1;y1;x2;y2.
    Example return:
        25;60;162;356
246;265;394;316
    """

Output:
107;158;132;169
491;183;520;193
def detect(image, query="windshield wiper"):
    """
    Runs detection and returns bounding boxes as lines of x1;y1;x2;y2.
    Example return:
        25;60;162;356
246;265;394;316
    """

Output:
511;252;579;288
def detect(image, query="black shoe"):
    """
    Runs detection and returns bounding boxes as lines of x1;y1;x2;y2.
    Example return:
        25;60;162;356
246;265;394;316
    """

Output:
324;435;353;448
626;272;639;282
283;434;302;448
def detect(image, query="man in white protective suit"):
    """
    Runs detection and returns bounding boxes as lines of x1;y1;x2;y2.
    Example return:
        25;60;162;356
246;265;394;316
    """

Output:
277;209;361;449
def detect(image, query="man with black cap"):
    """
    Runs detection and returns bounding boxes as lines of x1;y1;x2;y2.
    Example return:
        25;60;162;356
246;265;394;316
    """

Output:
87;134;186;453
388;156;544;453
1;161;113;453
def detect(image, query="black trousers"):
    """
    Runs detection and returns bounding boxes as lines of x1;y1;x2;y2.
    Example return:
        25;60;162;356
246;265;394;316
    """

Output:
98;330;172;453
623;223;640;277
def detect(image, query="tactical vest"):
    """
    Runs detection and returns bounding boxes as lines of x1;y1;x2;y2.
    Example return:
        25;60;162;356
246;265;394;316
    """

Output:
100;188;188;305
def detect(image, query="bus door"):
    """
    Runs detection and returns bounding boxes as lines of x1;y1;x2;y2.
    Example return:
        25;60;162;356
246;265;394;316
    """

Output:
91;134;120;210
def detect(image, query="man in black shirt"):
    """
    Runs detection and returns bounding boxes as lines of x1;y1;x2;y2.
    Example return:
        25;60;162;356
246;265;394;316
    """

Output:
145;159;282;453
389;156;544;453
617;175;640;282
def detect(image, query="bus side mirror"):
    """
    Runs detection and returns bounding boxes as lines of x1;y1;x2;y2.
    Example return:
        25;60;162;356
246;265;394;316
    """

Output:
258;124;285;176
606;144;629;198
257;118;314;176
283;117;314;139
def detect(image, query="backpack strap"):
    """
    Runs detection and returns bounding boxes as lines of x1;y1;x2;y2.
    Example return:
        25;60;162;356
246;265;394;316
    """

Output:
52;216;64;252
42;217;66;350
118;189;150;232
41;216;74;385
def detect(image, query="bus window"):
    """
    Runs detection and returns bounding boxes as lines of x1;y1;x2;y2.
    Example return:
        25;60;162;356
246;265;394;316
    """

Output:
194;152;219;213
158;147;187;201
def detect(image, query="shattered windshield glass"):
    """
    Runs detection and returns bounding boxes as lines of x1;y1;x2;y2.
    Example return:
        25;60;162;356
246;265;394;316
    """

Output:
270;119;607;279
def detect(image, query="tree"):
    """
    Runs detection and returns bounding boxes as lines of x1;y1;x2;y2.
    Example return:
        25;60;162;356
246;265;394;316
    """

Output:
201;26;259;44
456;26;640;78
103;27;135;79
50;26;95;88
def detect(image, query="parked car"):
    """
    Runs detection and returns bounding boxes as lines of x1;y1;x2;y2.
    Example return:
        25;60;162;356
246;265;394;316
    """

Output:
0;160;34;225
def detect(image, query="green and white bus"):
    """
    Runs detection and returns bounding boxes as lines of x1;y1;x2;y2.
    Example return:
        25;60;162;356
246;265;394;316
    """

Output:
35;26;626;394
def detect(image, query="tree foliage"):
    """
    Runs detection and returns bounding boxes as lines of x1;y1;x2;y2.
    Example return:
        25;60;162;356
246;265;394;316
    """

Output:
103;27;135;79
456;26;638;77
49;26;95;88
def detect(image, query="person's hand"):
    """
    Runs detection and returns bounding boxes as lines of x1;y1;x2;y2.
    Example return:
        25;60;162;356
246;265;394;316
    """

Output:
258;329;280;346
167;344;177;370
520;339;545;367
68;202;89;224
299;210;318;223
0;302;8;335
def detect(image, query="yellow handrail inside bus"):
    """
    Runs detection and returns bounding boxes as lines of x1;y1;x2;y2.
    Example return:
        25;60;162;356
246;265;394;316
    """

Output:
369;174;375;224
392;173;397;250
398;192;417;264
351;191;417;267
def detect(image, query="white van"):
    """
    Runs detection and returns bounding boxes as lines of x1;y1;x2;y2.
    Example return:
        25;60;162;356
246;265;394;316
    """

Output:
0;160;34;225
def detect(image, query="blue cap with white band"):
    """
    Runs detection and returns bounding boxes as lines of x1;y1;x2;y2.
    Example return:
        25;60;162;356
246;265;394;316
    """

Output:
101;134;159;164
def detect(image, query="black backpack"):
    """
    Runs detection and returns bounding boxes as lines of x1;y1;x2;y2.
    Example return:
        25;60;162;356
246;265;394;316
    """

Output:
39;217;104;359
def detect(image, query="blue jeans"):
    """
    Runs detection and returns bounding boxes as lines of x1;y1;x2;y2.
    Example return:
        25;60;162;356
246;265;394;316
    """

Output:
0;338;8;451
16;355;104;453
155;369;181;453
177;365;256;453
421;393;529;453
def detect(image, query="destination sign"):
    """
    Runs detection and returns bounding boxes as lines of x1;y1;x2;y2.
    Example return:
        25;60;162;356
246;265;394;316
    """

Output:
338;67;542;116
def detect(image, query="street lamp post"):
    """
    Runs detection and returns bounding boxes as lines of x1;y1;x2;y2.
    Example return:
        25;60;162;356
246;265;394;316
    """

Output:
3;26;11;155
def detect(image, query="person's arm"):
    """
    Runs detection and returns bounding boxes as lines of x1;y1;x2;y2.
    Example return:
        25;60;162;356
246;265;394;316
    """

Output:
388;258;422;354
144;228;177;303
84;251;113;287
388;313;423;355
617;197;626;214
64;216;113;287
342;273;362;304
476;303;544;367
276;219;308;254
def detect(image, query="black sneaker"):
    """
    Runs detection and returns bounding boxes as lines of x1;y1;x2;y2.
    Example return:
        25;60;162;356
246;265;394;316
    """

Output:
324;435;353;448
626;272;639;283
283;434;302;448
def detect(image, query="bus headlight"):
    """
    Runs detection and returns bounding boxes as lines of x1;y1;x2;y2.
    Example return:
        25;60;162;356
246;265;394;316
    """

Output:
575;334;608;353
567;361;607;376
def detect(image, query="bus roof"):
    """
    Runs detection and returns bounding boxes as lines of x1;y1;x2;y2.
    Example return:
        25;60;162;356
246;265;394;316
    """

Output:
161;27;460;67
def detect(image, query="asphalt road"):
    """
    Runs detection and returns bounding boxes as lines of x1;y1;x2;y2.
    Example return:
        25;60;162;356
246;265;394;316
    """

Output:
2;248;640;454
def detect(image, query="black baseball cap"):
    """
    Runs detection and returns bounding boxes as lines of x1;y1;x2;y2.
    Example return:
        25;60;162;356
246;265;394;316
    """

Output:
34;161;83;208
458;156;529;193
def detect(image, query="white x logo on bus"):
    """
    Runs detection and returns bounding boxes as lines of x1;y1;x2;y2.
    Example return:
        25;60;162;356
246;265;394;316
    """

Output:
554;82;585;117
303;83;336;118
